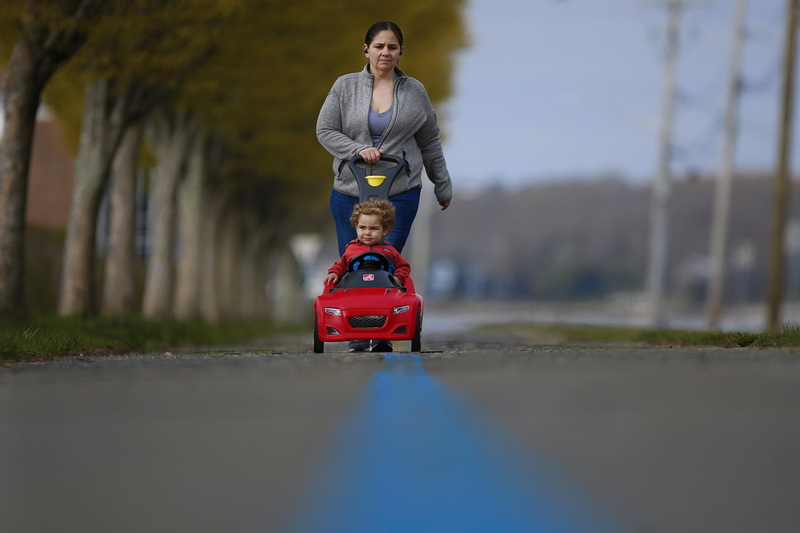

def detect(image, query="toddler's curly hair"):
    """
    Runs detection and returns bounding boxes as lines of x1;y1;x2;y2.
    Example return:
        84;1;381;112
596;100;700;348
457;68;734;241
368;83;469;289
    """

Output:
350;199;396;234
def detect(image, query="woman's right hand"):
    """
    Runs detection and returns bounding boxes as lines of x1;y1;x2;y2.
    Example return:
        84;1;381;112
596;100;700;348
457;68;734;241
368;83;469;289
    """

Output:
359;147;384;164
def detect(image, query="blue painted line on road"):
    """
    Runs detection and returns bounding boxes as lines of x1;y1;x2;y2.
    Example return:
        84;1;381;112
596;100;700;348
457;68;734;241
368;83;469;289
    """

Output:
279;353;619;533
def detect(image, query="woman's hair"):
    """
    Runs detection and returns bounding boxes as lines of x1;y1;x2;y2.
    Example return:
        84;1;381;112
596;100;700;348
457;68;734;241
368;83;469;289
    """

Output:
350;199;396;234
365;21;404;48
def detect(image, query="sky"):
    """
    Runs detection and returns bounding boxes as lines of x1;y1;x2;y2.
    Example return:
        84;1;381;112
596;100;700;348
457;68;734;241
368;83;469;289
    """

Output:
0;0;787;192
441;0;789;189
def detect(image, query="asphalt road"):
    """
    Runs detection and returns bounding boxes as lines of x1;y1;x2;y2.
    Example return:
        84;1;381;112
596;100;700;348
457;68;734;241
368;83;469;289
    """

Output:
1;331;799;533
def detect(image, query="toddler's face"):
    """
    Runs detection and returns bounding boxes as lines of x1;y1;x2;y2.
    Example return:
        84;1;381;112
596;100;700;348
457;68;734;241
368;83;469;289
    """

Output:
356;214;387;246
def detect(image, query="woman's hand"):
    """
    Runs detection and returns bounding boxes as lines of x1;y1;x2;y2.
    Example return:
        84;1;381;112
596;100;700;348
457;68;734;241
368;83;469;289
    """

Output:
439;200;451;211
359;147;384;164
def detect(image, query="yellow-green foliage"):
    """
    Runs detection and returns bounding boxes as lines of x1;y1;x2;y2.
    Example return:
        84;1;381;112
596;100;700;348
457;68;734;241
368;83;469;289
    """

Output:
2;0;467;230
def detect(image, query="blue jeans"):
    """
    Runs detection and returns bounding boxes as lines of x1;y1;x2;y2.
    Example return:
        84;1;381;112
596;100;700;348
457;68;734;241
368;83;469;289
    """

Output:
330;188;421;256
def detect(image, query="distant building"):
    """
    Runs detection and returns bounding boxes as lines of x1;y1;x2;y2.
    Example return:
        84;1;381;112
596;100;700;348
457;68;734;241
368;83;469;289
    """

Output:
26;114;75;230
0;94;75;230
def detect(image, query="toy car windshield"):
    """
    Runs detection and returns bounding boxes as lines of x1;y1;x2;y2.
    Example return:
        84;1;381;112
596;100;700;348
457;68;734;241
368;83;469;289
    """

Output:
332;252;405;291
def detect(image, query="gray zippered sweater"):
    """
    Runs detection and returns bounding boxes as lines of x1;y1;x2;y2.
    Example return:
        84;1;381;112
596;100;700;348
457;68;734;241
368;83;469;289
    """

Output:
316;65;453;202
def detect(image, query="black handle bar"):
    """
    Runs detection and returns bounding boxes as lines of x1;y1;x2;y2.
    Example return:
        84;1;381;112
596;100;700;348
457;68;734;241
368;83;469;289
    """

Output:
349;153;405;168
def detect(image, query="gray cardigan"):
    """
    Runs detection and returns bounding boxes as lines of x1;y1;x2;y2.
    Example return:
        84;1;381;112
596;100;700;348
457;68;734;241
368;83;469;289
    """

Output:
316;65;453;202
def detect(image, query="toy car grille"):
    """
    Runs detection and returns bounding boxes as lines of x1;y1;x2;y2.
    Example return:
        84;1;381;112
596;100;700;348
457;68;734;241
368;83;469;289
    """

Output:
348;315;387;328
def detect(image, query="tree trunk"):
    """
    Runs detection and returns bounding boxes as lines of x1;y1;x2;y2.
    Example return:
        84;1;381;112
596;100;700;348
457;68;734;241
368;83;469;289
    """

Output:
173;131;207;320
269;248;303;324
217;209;243;321
240;232;259;319
59;78;129;316
241;221;278;319
239;216;261;319
102;123;142;316
0;1;105;318
141;113;197;318
199;193;226;324
0;44;46;316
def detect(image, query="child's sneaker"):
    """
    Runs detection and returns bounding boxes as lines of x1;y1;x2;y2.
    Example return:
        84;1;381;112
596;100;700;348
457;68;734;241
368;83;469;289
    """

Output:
349;340;370;352
370;340;393;352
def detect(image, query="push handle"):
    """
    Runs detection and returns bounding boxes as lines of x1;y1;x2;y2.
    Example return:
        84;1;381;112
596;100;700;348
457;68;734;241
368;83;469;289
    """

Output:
350;153;405;168
348;153;407;202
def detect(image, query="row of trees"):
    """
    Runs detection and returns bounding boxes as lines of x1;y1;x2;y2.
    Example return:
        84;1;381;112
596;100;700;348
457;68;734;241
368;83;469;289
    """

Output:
0;0;466;320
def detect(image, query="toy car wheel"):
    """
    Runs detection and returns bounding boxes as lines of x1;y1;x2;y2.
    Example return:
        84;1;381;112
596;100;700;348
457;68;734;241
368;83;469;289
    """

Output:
411;308;422;352
313;315;324;353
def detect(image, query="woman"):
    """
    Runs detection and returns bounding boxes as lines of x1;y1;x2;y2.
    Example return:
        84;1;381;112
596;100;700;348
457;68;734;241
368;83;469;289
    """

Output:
316;20;453;256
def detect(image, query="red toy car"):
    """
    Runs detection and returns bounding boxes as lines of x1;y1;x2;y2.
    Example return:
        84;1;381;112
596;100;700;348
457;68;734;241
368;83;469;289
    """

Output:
313;252;423;353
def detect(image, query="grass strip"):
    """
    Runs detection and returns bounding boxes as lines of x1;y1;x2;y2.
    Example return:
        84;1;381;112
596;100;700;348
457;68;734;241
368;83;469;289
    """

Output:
4;316;800;362
476;322;800;348
0;316;295;362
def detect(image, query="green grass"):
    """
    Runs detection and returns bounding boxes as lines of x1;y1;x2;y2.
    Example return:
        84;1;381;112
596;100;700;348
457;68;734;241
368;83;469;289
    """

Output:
0;316;299;362
477;322;800;348
4;316;800;363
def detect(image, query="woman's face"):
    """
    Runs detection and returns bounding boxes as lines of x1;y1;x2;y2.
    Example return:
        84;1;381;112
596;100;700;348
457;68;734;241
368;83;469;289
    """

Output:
364;29;402;74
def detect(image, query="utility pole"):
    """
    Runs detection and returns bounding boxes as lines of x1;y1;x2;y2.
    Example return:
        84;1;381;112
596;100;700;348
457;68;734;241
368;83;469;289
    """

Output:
645;1;681;328
766;0;799;331
644;0;706;328
707;0;747;331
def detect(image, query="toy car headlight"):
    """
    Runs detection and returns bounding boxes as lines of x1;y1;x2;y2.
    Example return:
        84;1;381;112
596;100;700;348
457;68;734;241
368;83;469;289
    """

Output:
393;305;410;314
324;307;342;316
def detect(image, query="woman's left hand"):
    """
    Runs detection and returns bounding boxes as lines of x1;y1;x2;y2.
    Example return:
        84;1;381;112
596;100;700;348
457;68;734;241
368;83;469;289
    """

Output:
439;200;451;211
